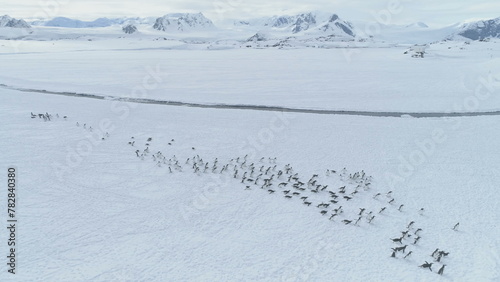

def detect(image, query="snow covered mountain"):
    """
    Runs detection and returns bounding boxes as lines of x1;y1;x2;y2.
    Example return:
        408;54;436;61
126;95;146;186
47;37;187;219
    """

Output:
456;17;500;40
122;24;138;34
315;14;355;37
153;13;215;32
290;13;318;33
42;17;115;28
236;12;355;38
31;17;157;28
0;15;31;28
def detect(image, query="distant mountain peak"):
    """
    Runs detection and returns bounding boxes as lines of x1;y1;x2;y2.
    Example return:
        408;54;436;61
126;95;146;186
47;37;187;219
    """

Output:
457;17;500;40
316;13;355;37
291;13;317;33
406;22;429;28
153;13;215;32
0;15;31;28
122;24;138;34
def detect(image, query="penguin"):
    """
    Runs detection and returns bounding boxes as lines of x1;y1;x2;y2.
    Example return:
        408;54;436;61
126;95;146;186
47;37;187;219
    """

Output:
419;261;433;271
432;248;439;257
413;236;421;245
437;264;445;275
391;237;403;244
354;216;362;225
367;215;375;223
407;221;415;229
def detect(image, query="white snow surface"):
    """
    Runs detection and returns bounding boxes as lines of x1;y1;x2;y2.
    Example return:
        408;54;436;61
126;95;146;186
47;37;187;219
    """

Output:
0;33;499;112
0;31;499;281
1;86;499;281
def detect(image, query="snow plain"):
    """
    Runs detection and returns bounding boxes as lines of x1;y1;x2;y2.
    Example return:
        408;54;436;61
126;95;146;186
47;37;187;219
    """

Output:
0;28;499;281
1;34;499;113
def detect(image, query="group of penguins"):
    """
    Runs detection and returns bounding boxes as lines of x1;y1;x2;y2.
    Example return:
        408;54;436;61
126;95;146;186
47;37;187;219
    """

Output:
74;121;110;141
29;115;459;277
129;136;395;225
30;112;111;141
127;135;421;229
30;112;67;122
389;220;451;275
127;135;464;277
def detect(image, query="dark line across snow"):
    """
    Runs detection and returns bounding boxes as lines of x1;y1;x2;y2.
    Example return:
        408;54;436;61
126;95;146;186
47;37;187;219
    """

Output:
2;84;499;118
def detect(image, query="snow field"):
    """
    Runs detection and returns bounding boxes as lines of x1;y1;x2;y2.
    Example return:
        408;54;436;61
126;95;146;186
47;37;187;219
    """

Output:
0;87;499;281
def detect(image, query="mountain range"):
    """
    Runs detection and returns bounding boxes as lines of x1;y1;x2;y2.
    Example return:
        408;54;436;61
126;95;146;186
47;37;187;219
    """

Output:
3;12;500;42
31;16;157;28
0;15;31;28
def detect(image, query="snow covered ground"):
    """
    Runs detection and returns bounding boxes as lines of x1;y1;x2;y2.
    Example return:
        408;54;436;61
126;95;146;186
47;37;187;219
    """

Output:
1;38;500;113
0;35;499;281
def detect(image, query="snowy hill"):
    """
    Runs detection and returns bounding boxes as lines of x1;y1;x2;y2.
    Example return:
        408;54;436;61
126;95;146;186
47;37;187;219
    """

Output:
406;22;429;28
153;13;215;32
122;24;138;34
0;15;31;28
456;17;500;40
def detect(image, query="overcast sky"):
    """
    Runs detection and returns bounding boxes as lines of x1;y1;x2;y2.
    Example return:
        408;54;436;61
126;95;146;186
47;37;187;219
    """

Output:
2;0;499;26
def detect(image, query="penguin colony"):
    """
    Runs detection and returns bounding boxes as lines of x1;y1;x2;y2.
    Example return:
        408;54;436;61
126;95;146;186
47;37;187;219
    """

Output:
31;112;67;121
31;112;461;277
390;220;452;275
30;112;111;141
129;134;460;276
